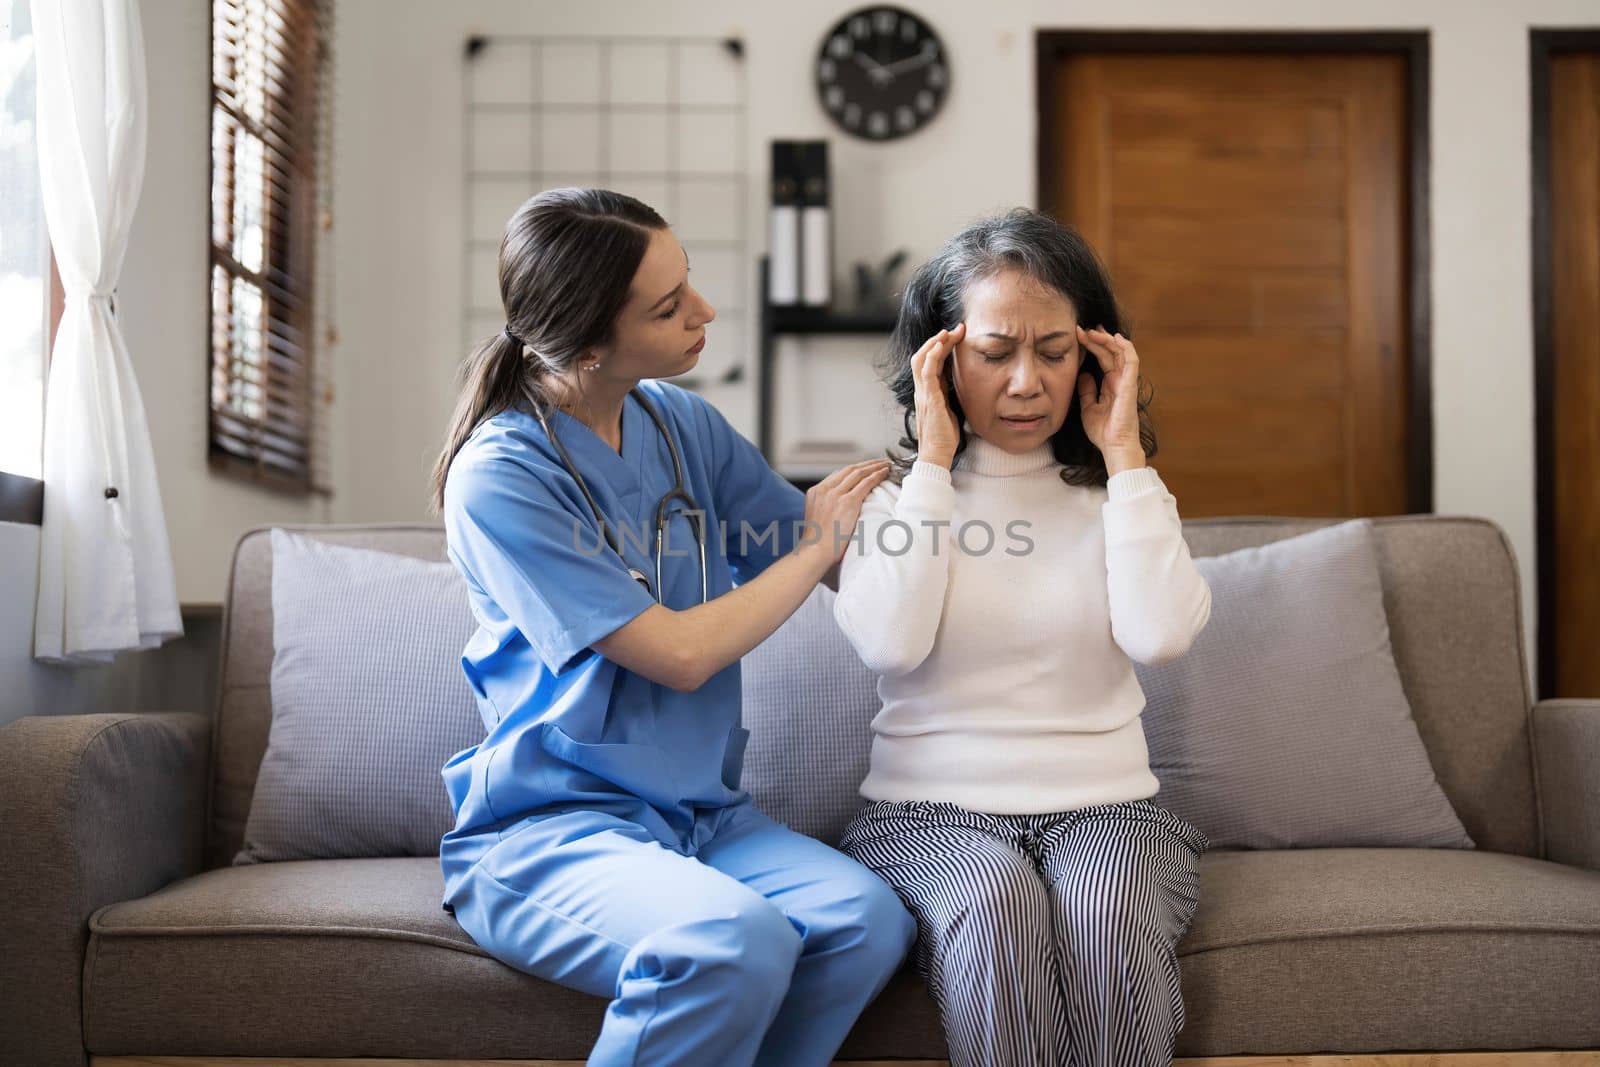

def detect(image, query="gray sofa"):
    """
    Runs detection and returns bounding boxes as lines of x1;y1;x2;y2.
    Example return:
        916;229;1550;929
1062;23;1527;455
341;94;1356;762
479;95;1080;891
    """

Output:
3;515;1599;1066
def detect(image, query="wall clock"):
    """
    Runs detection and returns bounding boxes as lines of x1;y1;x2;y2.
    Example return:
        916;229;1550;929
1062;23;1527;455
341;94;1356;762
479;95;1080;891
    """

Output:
815;6;949;141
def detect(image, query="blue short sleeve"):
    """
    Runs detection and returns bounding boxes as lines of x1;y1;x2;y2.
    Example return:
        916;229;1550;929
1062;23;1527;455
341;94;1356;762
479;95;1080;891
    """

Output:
695;395;807;584
444;457;657;675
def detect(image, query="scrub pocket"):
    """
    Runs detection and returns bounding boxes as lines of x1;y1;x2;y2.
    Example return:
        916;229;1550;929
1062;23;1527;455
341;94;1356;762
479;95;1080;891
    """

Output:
720;726;751;791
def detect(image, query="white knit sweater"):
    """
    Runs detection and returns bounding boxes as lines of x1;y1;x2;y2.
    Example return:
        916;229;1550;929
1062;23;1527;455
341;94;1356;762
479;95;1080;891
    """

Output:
832;433;1212;814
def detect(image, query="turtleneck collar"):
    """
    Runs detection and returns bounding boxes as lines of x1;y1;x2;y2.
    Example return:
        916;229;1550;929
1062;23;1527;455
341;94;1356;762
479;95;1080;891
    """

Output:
953;420;1058;477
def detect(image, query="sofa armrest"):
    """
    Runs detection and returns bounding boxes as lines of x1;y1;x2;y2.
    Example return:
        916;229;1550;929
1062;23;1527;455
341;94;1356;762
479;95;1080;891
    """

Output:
1532;699;1600;872
0;712;210;1067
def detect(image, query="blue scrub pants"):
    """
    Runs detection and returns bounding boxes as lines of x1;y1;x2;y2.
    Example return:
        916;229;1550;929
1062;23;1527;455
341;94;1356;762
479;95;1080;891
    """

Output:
444;801;917;1066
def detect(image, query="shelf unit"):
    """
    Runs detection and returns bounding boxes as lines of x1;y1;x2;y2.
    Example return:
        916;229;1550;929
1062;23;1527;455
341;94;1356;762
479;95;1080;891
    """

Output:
757;256;897;486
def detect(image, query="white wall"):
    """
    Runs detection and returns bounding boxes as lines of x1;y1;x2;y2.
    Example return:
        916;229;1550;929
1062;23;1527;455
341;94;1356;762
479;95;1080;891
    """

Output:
328;0;1594;685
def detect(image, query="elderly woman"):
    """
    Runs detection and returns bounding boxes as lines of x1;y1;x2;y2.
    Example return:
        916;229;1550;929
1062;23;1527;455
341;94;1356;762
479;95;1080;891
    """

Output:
834;208;1213;1067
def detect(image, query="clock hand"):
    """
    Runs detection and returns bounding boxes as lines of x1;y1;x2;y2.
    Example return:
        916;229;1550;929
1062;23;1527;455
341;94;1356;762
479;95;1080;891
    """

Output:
853;51;888;74
880;46;938;76
853;50;897;88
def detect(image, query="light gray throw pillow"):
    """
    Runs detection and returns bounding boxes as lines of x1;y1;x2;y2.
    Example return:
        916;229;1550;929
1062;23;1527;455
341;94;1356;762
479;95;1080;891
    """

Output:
234;528;484;864
1137;518;1475;850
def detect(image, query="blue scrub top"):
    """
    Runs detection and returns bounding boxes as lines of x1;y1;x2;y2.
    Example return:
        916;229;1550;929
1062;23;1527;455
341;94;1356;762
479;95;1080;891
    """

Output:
439;379;807;856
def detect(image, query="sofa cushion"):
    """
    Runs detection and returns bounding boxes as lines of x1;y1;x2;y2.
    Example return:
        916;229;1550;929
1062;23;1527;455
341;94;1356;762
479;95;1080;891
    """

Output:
1136;518;1474;850
82;851;1600;1057
1174;849;1600;1053
79;856;938;1059
234;529;483;863
740;584;876;844
212;519;1541;868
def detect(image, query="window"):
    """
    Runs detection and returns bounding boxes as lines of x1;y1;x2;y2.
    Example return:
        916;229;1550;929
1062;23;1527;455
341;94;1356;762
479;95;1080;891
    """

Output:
209;0;333;492
0;0;48;482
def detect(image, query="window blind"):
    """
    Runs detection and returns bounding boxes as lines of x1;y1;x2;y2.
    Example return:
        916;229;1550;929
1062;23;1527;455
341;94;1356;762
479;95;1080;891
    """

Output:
209;0;332;492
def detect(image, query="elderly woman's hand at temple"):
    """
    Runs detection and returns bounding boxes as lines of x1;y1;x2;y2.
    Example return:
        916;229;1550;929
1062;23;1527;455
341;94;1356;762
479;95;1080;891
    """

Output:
910;323;966;469
1075;324;1146;475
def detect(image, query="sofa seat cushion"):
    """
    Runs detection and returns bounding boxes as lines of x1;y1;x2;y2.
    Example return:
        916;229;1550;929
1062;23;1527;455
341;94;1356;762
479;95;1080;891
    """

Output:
1176;848;1600;1053
81;856;943;1060
83;851;1600;1059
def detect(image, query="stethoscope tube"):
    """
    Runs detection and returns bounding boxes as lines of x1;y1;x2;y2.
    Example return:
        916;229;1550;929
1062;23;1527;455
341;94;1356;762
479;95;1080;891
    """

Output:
533;387;708;605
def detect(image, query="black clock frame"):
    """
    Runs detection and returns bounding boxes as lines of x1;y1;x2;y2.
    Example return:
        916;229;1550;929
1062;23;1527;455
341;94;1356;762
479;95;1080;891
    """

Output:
815;5;949;142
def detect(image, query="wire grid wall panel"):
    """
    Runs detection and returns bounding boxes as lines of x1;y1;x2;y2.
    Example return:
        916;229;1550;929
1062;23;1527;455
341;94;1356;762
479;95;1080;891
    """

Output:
462;36;750;390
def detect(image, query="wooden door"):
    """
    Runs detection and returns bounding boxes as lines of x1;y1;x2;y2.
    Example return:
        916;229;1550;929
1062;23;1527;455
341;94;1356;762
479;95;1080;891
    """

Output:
1542;48;1600;699
1041;49;1417;518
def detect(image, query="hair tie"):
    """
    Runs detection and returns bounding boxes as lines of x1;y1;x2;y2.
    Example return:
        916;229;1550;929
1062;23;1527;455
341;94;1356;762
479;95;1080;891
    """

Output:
503;325;521;346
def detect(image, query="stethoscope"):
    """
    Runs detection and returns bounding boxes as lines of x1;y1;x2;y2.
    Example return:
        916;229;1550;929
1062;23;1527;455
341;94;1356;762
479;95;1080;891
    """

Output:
533;387;708;605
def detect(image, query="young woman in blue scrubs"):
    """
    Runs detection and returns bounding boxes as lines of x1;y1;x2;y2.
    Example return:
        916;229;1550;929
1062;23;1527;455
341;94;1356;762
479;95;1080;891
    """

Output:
427;187;916;1067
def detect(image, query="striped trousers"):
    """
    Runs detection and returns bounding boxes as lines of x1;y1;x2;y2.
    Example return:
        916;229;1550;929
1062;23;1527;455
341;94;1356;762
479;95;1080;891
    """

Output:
840;796;1209;1067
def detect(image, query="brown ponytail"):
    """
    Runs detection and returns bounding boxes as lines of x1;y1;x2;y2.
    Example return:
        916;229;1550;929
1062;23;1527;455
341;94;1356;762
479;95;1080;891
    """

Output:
428;330;556;514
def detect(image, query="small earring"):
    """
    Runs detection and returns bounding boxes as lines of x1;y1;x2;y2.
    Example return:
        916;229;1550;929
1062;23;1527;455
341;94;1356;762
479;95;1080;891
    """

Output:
584;362;599;373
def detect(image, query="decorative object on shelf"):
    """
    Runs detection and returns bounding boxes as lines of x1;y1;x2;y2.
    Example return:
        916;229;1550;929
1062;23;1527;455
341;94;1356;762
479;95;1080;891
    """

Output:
461;34;748;389
851;248;909;315
799;140;832;307
758;256;899;474
768;140;802;306
815;5;949;142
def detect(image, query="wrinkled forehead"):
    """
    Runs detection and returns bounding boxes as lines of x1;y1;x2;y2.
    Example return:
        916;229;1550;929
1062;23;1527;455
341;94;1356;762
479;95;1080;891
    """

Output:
962;268;1077;336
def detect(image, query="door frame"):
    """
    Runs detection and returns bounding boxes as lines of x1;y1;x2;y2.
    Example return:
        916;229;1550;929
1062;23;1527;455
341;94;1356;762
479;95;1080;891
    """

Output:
1530;29;1600;700
1034;31;1433;516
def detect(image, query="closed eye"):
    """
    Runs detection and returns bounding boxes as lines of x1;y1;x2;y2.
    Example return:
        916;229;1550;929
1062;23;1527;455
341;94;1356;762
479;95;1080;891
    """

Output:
979;350;1069;363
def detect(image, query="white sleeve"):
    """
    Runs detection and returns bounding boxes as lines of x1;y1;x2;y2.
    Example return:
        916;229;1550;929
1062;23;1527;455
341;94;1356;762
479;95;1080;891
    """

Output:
1100;466;1212;666
833;461;957;676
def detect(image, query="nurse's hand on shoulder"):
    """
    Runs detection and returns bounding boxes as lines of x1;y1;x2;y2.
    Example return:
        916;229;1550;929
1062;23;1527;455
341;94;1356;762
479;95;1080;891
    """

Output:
802;459;893;569
592;457;889;693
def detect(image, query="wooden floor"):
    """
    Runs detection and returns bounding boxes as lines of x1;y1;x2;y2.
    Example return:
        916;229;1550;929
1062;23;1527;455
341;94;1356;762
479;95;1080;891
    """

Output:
92;1052;1600;1066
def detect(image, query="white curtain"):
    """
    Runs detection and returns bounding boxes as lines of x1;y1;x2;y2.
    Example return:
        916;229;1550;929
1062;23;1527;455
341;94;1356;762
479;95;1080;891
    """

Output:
31;0;180;664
